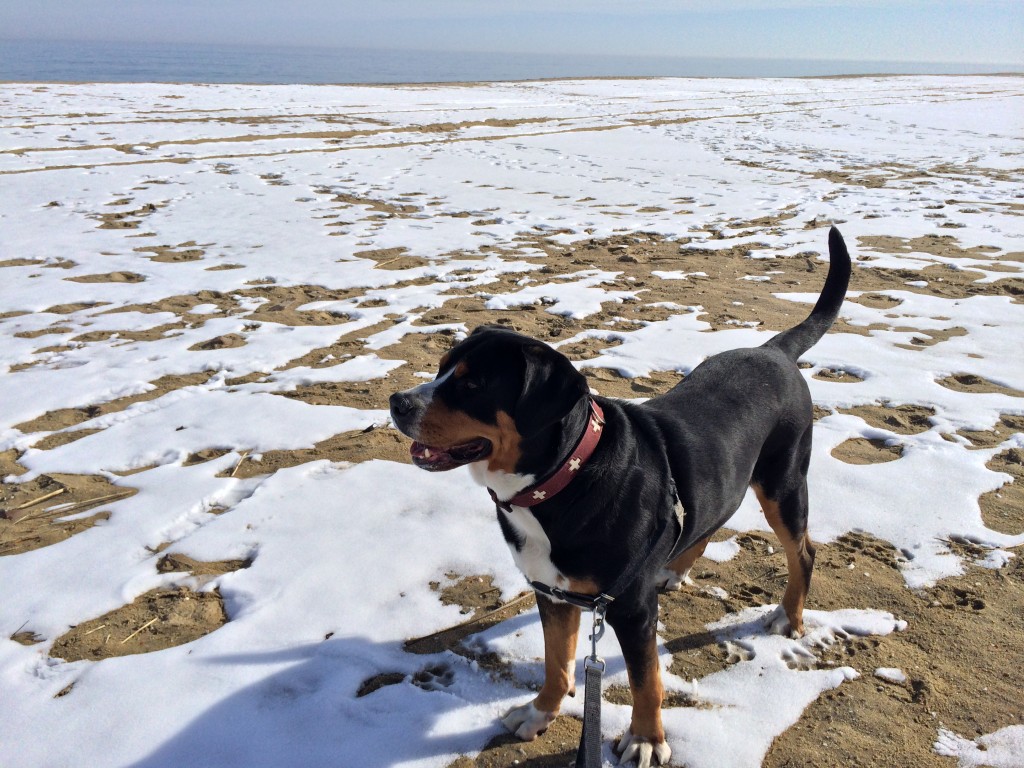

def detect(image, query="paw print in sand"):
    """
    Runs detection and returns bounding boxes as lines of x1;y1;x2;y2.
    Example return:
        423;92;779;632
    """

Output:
833;531;900;569
780;643;817;670
733;582;773;608
412;662;455;691
721;640;755;664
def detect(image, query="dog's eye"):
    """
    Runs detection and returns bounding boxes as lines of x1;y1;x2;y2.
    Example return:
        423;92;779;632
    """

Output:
460;377;483;392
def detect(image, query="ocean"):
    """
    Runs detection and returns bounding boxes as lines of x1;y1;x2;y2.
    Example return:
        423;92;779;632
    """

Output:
1;38;1017;84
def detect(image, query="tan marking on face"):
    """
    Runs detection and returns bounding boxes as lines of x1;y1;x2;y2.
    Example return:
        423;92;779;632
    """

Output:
452;360;468;378
414;401;522;473
534;597;581;713
752;484;815;637
625;634;666;744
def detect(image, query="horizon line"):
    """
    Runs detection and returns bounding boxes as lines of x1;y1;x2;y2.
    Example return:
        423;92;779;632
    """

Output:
2;36;1022;70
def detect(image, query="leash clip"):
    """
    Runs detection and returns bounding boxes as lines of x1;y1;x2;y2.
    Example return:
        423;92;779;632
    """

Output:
585;605;607;672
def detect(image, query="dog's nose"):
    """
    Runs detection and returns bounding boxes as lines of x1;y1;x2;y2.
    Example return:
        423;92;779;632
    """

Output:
389;392;415;418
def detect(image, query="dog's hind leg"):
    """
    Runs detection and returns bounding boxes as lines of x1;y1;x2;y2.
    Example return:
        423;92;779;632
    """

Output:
657;537;709;591
752;481;816;637
502;595;580;740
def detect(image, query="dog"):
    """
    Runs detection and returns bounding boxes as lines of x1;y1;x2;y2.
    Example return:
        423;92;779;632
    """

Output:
389;227;851;767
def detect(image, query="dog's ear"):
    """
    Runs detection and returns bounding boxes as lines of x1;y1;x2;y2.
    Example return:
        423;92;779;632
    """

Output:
515;343;589;439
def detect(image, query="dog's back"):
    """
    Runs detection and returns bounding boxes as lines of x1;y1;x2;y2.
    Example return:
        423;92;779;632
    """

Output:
643;225;851;555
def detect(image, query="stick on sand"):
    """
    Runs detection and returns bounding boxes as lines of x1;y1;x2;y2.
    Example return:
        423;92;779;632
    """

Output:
229;450;251;478
10;487;66;513
120;618;158;644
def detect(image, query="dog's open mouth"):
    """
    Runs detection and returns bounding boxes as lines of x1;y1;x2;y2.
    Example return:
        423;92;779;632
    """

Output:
410;438;492;471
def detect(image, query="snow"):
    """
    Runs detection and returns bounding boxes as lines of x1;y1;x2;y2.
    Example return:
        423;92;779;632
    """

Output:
482;269;638;318
935;725;1024;768
875;667;908;684
703;536;741;563
1;75;1023;767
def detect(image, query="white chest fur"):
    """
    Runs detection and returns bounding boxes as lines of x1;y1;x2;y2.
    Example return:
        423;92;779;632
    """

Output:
500;504;569;589
469;464;571;594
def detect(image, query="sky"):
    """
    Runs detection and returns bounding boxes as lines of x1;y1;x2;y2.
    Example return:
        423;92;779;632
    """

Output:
0;0;1021;66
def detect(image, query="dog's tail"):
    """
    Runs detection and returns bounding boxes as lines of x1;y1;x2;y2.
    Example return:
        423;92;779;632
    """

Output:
763;226;851;360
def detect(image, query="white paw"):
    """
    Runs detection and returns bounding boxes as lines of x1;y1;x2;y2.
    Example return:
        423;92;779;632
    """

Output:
616;729;671;767
764;604;802;638
656;567;690;591
501;701;555;741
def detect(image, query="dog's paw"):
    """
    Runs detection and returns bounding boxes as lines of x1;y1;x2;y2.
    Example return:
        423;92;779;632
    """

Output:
501;700;555;741
616;729;671;767
764;604;803;639
655;567;690;592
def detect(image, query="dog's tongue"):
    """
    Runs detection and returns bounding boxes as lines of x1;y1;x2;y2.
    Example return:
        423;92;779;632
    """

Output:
410;439;491;472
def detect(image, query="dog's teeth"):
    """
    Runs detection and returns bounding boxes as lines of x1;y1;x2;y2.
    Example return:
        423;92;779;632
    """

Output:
423;448;431;458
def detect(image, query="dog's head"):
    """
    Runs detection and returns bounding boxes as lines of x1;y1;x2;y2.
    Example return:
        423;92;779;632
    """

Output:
389;326;589;473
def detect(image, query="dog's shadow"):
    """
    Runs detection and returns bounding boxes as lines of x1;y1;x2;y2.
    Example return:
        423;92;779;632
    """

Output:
125;635;509;768
474;726;581;766
662;628;720;656
124;614;720;768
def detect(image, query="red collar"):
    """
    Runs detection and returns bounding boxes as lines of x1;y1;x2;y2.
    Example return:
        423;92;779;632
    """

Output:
491;399;605;508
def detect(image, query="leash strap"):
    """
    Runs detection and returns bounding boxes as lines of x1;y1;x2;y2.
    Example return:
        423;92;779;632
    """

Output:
576;607;606;768
530;582;613;612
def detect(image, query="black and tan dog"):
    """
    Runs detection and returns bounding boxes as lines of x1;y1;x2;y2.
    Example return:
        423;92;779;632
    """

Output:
390;227;851;767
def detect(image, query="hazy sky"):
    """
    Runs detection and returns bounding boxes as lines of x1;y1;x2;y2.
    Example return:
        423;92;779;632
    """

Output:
1;0;1022;65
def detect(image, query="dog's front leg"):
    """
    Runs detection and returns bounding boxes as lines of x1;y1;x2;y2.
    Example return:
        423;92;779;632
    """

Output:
610;598;672;767
502;595;580;740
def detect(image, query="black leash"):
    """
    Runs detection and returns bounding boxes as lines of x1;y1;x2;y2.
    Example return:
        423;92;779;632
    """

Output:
577;606;607;768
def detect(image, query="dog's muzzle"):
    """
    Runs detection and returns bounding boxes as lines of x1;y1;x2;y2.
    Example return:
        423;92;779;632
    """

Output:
389;391;421;436
389;390;492;471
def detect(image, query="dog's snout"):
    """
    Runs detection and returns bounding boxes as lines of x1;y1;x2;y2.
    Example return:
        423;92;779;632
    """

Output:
390;391;425;437
389;391;416;418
